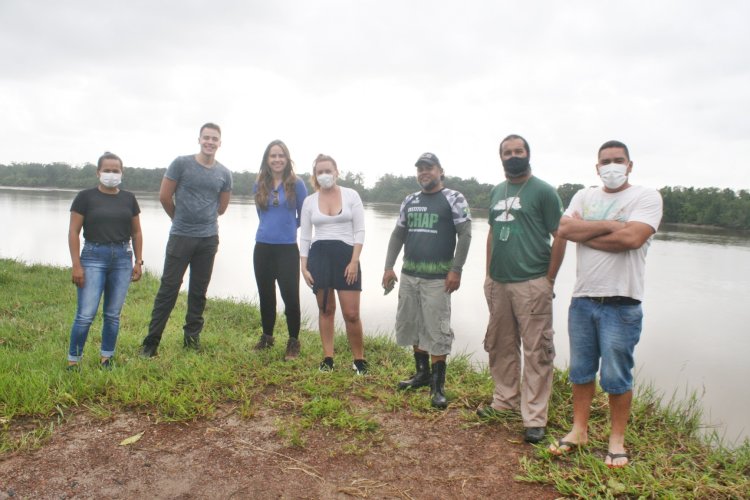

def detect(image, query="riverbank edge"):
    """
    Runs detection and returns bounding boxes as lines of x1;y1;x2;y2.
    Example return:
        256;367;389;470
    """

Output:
1;258;748;497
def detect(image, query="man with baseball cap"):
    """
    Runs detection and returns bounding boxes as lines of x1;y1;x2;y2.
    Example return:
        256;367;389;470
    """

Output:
382;152;472;408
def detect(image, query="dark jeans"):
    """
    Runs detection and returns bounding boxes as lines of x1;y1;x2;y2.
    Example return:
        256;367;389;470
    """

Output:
253;242;301;338
143;234;219;346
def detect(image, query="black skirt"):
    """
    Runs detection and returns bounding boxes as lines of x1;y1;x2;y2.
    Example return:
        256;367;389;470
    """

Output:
308;240;362;294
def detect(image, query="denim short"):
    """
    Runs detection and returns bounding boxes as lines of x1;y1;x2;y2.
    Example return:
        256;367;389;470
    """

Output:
567;297;643;394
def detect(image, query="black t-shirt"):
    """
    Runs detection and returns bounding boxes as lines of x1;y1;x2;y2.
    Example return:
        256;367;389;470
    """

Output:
397;188;471;279
70;188;141;243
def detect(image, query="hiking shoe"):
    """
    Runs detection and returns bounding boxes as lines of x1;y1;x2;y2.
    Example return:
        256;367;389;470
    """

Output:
100;358;113;370
254;334;274;351
284;338;300;361
524;426;546;444
352;359;368;375
319;357;334;372
139;343;158;358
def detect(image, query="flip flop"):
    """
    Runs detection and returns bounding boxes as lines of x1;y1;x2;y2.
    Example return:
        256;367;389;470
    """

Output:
606;451;629;468
549;438;579;456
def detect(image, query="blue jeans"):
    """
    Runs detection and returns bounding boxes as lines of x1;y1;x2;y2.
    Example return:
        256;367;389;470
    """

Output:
567;297;643;394
143;234;219;346
68;241;133;362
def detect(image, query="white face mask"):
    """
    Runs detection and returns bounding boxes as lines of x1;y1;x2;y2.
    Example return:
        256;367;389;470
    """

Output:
317;173;335;189
99;172;122;188
598;163;628;190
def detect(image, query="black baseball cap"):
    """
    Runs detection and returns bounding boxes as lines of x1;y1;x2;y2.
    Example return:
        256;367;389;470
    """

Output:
415;152;440;167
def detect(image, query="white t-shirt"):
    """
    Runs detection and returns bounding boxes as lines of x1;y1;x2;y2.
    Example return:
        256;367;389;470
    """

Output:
565;185;663;301
299;187;366;257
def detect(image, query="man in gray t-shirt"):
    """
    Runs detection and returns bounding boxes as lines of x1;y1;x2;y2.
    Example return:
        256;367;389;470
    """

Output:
140;123;232;356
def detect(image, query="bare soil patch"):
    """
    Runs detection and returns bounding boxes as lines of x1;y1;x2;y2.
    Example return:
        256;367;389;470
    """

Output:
0;406;557;499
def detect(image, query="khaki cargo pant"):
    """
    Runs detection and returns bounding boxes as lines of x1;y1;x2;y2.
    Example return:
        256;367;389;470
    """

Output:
483;276;555;427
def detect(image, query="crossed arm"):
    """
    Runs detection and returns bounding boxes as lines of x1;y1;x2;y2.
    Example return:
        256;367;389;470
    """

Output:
557;213;655;252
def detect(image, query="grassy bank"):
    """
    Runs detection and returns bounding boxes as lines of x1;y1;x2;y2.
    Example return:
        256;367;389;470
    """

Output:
0;258;747;497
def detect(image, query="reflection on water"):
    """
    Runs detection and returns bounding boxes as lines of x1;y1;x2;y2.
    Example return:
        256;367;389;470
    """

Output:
657;223;750;247
2;187;749;444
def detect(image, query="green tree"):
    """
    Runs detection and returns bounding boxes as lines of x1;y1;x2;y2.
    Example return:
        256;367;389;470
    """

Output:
1;162;749;230
337;171;367;198
556;183;585;209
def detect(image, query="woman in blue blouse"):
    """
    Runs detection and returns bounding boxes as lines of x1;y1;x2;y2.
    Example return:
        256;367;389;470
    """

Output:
253;140;308;360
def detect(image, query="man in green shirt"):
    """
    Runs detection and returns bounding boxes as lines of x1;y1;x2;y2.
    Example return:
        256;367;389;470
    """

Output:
478;135;566;444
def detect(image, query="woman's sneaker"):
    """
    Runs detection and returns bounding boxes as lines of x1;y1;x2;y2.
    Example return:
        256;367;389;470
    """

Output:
319;357;334;372
352;359;368;375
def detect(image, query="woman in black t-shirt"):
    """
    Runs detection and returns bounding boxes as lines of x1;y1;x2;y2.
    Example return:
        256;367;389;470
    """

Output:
66;152;143;370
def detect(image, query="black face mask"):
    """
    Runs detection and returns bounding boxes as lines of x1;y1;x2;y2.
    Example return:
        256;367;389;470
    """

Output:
502;156;530;178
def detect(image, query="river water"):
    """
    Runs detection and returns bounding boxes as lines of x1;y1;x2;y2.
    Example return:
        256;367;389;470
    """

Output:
2;187;749;443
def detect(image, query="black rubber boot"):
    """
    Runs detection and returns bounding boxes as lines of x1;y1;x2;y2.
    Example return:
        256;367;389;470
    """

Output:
398;351;431;390
430;360;448;409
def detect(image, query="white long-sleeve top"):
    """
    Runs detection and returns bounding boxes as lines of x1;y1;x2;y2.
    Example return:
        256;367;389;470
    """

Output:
299;187;366;257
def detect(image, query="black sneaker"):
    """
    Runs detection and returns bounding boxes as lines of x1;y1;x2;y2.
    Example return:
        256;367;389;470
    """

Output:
352;359;368;375
139;343;158;358
524;426;546;444
66;363;80;372
100;358;113;370
183;335;201;352
319;357;334;372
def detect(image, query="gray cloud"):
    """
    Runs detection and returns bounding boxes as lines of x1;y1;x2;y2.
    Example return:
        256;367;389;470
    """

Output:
1;0;748;190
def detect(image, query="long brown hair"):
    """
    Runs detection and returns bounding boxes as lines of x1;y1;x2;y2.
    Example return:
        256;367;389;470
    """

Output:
311;153;338;191
255;140;298;209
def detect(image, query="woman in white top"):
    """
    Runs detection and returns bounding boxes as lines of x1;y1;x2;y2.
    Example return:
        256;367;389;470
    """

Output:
300;154;367;374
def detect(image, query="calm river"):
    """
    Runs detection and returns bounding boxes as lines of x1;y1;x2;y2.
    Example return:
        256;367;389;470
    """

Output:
2;187;749;443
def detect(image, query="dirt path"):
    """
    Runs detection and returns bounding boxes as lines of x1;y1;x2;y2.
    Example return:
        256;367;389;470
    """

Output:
0;407;558;499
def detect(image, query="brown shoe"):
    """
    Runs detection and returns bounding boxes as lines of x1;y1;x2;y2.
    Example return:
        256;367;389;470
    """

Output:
254;334;274;351
284;338;300;361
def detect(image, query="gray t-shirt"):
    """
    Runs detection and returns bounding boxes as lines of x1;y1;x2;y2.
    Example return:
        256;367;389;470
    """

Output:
166;155;233;237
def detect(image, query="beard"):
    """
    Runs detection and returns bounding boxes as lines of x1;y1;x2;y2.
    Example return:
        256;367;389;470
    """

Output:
419;178;440;191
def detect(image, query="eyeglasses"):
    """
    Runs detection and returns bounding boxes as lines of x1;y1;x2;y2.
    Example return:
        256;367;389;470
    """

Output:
272;190;279;207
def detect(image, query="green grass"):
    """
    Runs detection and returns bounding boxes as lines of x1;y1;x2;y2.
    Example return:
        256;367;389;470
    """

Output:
0;258;748;497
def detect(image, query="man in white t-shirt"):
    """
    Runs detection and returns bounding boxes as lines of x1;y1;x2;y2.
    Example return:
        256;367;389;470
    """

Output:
550;140;662;468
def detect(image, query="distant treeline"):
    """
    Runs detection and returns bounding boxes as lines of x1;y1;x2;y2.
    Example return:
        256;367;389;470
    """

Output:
2;162;749;229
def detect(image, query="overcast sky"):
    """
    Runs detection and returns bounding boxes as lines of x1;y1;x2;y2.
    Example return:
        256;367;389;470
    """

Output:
1;0;748;191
